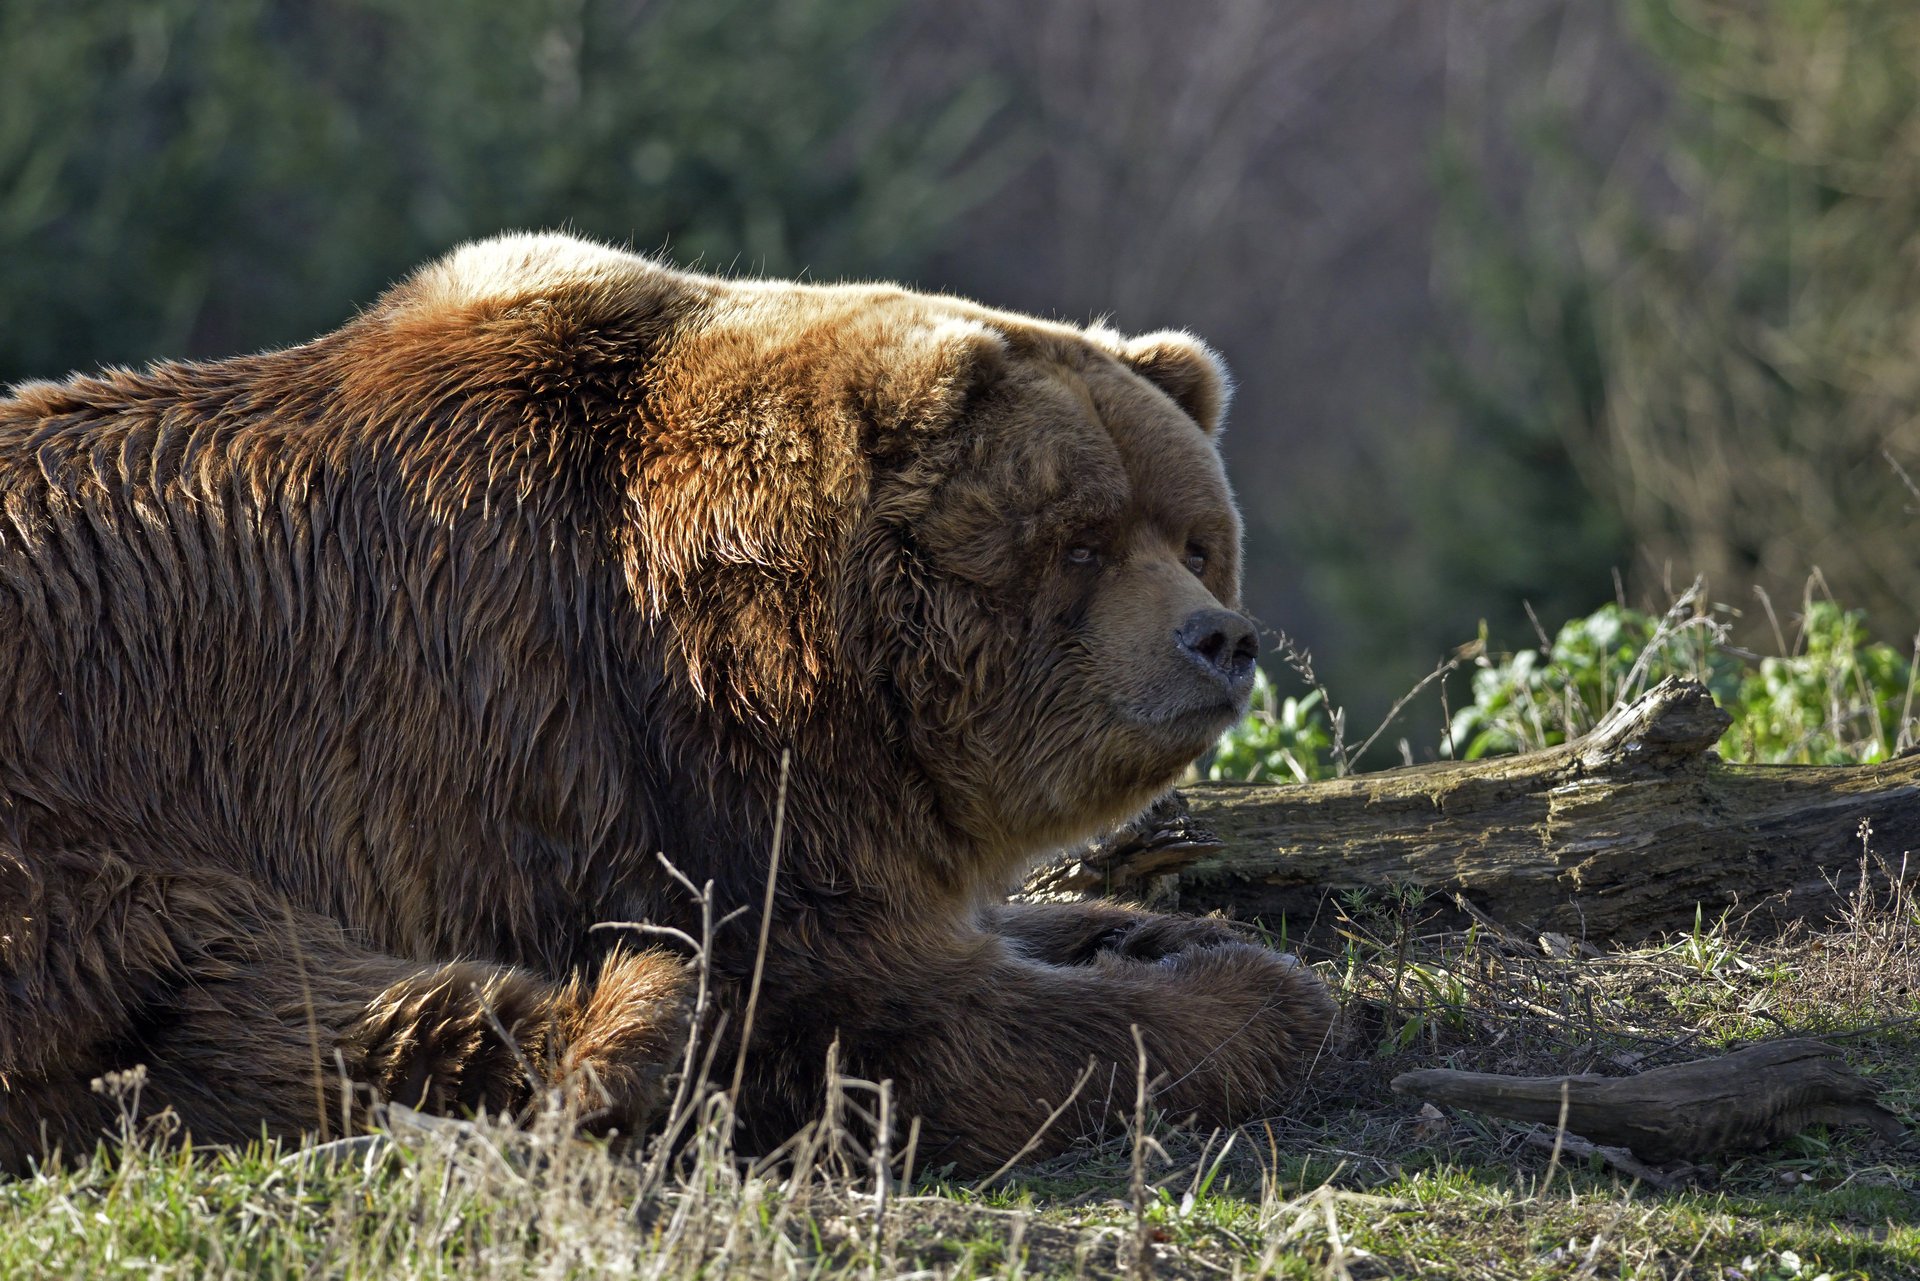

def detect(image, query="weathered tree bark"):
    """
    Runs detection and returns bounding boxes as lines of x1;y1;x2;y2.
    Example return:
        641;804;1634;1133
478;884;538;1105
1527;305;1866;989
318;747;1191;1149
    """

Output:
1025;677;1920;942
1390;1039;1908;1164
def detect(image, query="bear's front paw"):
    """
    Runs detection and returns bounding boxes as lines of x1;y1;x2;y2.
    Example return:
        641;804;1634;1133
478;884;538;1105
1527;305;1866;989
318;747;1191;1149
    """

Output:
1148;941;1339;1115
1096;912;1248;962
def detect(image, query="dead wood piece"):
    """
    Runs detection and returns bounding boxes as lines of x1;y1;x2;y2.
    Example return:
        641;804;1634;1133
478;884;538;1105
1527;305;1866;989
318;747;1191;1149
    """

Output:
1518;1130;1705;1190
1024;676;1920;941
1020;791;1222;900
1390;1039;1907;1164
1573;677;1731;775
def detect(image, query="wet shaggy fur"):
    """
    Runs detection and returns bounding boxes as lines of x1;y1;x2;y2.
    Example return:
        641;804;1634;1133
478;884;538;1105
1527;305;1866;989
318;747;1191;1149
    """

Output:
0;233;1336;1174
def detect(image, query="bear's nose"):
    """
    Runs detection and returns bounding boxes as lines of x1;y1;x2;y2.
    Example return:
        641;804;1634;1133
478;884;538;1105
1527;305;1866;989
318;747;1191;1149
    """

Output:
1174;608;1259;697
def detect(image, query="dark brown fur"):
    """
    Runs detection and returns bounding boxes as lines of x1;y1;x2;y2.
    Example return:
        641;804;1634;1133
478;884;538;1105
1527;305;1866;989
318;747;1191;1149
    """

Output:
0;234;1334;1174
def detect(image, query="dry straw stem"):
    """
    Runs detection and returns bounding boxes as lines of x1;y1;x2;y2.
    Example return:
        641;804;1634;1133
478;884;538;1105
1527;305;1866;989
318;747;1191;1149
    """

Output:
1128;1023;1152;1279
729;746;792;1110
970;1057;1100;1192
1534;1079;1572;1201
593;851;748;1193
279;895;331;1143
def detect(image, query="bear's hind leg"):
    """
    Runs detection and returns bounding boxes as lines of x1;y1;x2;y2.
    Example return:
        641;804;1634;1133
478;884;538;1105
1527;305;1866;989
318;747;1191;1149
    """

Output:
0;846;690;1171
334;946;691;1138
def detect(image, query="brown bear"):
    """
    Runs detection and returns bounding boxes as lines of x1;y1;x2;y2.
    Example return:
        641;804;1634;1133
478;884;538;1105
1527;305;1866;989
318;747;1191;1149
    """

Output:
0;232;1336;1175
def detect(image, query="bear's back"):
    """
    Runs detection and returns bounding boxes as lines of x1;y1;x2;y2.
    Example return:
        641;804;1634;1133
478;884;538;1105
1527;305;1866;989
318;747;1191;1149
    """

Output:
0;322;650;971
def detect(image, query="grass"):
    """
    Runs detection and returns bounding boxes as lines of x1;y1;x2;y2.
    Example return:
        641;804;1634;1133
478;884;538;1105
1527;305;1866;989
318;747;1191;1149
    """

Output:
4;858;1913;1280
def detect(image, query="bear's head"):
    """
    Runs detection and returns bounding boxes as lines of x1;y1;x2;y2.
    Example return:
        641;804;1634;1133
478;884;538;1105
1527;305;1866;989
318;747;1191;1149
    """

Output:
392;234;1256;880
856;318;1252;864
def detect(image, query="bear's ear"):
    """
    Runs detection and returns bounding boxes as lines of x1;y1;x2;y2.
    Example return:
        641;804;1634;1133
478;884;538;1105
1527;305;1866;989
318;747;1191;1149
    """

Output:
1117;331;1233;435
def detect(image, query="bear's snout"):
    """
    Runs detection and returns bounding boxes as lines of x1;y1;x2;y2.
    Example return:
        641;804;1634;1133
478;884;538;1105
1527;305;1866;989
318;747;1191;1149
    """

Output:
1173;607;1259;701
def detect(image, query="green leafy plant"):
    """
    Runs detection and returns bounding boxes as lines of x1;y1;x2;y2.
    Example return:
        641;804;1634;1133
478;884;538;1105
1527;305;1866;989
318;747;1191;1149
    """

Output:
1212;596;1916;781
1667;905;1751;977
1443;600;1742;760
1723;603;1916;764
1446;599;1914;765
1205;668;1337;783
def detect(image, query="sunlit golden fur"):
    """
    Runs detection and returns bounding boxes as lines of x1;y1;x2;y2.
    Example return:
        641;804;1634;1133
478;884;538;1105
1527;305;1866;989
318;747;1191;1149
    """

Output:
0;232;1334;1174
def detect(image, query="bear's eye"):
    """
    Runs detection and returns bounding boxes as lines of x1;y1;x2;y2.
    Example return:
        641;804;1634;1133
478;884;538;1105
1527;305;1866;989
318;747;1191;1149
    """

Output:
1185;544;1208;576
1064;544;1103;569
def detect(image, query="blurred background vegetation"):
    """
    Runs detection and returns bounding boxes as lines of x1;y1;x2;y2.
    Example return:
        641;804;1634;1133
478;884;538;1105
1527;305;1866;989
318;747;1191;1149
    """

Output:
6;0;1918;752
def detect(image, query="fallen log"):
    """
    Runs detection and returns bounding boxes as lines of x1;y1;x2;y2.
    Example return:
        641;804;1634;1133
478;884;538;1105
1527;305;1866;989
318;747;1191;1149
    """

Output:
1025;677;1920;942
1390;1039;1908;1163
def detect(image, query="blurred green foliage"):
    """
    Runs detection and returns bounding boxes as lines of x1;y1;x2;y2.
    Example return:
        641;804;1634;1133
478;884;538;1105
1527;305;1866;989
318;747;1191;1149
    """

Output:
1211;599;1917;781
0;0;1004;382
1314;0;1920;696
